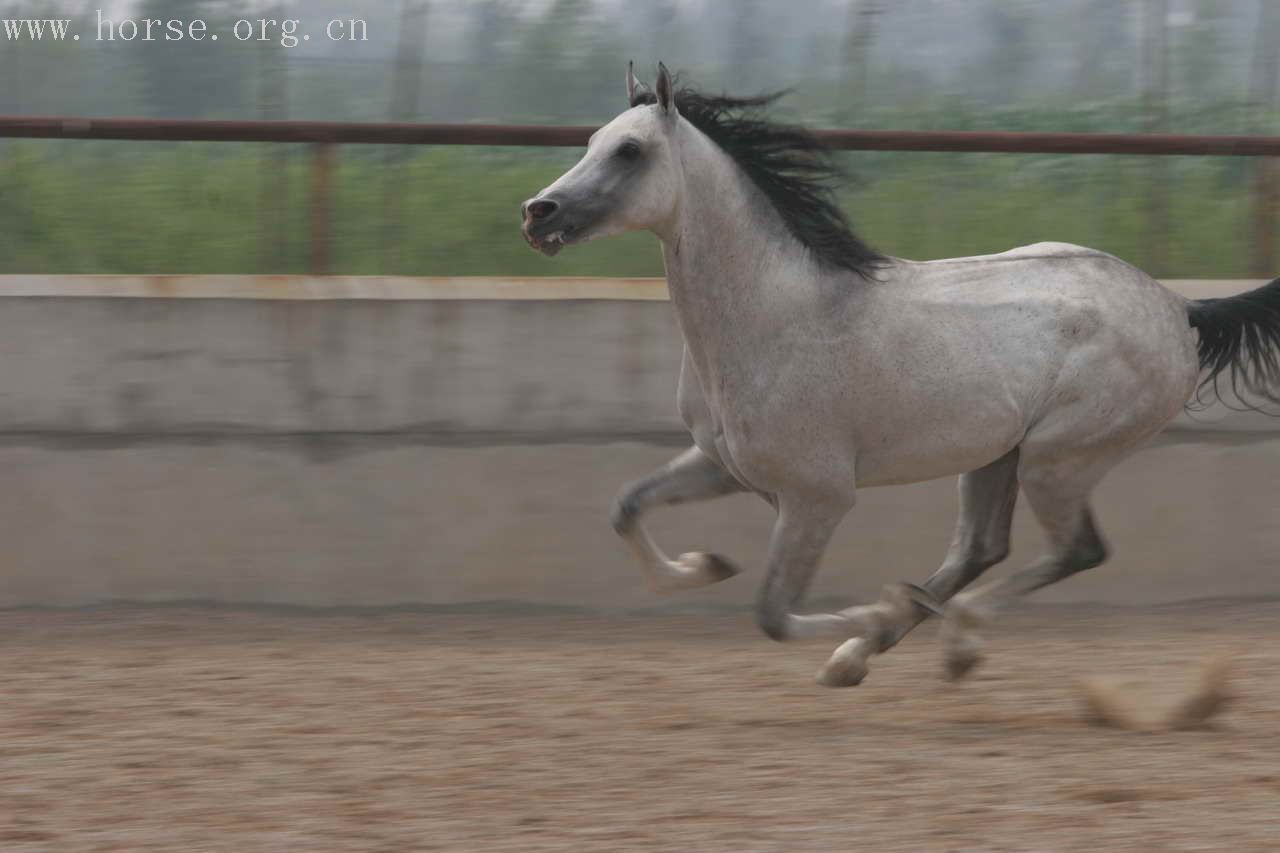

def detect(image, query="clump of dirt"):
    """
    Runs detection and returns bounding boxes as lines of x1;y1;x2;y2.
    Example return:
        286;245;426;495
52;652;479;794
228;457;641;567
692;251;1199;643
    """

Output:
1079;653;1235;731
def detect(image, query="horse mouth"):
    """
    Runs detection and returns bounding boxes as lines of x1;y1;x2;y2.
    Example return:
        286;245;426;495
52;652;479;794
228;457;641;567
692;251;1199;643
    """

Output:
523;225;577;257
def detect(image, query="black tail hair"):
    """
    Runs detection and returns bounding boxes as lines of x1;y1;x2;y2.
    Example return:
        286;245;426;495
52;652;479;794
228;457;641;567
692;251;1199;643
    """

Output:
1187;277;1280;410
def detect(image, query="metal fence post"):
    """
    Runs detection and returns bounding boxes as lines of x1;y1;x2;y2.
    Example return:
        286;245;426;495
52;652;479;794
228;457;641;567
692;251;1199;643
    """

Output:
309;142;335;276
1255;157;1278;278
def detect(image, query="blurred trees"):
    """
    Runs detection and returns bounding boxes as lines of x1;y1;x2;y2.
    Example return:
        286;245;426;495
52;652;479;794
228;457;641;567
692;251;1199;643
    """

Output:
976;1;1035;105
0;0;95;114
842;0;880;116
0;0;1271;129
134;0;253;118
1175;0;1228;106
0;0;1263;130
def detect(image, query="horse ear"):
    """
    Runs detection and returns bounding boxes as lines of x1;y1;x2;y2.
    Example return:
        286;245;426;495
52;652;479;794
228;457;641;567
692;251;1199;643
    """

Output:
626;61;640;105
655;61;676;115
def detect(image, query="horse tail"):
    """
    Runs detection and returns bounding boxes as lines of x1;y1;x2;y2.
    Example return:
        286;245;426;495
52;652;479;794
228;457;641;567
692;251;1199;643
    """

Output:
1186;277;1280;409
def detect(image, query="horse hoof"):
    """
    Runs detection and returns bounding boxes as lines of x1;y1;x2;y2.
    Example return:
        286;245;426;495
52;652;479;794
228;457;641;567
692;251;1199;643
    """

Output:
941;596;987;681
944;646;983;682
675;552;740;584
651;553;741;594
815;638;872;688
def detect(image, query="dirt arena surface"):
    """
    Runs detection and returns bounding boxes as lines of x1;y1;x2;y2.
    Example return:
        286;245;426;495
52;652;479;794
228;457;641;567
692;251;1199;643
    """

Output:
1;603;1278;852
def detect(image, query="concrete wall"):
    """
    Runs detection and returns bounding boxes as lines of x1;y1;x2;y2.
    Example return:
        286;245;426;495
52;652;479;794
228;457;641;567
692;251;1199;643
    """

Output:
0;296;682;438
1;276;1278;609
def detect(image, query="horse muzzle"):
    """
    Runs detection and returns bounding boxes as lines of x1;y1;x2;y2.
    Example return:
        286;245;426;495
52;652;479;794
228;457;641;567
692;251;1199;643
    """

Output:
521;196;577;257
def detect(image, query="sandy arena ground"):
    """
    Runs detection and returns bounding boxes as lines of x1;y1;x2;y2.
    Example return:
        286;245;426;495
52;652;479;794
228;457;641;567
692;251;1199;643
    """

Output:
1;602;1278;852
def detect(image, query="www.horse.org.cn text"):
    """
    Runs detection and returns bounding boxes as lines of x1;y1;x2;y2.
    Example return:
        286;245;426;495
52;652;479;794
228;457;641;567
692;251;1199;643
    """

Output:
2;11;370;48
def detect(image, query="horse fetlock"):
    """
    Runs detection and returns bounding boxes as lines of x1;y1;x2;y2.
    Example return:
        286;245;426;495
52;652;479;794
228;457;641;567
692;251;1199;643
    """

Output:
609;492;639;535
835;595;923;653
755;599;792;642
887;582;945;619
834;585;933;653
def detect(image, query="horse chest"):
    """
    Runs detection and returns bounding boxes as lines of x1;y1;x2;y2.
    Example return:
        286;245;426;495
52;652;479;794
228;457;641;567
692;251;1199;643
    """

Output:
676;354;776;485
691;384;818;495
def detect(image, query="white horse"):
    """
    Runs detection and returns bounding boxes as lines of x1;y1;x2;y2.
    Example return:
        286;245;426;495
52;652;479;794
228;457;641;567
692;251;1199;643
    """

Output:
520;63;1280;687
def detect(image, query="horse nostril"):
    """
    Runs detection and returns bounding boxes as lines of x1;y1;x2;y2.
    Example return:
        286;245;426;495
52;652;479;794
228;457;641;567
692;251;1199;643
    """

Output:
526;199;559;221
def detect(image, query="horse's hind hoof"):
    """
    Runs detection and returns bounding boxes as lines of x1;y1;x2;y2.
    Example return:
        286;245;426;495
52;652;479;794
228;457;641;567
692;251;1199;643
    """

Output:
940;595;987;681
944;647;983;682
815;638;872;688
675;552;740;584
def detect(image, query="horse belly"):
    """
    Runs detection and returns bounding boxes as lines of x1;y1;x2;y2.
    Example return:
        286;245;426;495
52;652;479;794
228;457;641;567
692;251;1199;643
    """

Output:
851;398;1027;487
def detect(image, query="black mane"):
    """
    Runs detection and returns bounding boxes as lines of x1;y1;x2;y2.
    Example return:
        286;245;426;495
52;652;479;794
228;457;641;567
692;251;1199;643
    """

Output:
631;85;885;277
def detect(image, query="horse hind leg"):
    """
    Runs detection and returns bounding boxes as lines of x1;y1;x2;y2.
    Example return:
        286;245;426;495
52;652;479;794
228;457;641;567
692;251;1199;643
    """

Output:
611;446;747;593
816;448;1020;687
940;458;1111;681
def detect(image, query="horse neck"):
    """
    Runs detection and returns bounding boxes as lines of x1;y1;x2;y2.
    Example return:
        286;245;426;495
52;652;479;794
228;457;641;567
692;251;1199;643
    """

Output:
659;126;823;368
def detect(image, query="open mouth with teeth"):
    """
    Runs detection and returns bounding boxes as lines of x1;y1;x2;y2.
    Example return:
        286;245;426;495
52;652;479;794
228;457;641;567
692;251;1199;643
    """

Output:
523;226;577;257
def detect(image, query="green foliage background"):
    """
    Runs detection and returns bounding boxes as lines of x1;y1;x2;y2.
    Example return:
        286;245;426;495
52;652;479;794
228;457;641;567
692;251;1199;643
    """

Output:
0;133;1259;278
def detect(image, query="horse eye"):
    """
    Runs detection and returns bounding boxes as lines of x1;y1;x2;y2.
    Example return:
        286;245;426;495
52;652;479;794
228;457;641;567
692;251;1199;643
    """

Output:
615;141;641;161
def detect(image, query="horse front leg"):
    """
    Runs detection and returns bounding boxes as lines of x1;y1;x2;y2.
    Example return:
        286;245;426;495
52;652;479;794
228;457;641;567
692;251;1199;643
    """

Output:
754;491;876;645
610;446;747;593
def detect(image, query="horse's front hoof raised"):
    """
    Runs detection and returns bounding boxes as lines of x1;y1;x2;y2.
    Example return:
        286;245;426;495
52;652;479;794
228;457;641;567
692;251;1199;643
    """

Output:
674;551;740;584
651;552;741;594
815;637;872;688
